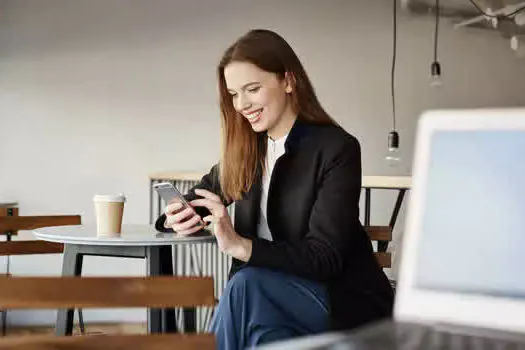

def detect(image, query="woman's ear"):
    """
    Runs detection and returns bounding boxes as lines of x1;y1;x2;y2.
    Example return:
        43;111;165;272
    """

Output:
284;72;296;94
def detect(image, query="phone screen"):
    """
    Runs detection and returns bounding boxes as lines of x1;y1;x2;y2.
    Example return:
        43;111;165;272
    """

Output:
154;182;188;206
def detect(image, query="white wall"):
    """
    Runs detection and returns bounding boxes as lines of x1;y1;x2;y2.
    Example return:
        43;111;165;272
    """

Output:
1;0;525;325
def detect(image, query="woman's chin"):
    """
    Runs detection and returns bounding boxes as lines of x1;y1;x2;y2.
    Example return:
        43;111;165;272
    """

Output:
250;122;267;133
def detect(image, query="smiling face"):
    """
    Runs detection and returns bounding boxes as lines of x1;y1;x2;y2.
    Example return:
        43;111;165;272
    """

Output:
224;61;296;139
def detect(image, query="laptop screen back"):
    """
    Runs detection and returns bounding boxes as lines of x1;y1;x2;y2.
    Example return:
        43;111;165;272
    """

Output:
415;130;525;299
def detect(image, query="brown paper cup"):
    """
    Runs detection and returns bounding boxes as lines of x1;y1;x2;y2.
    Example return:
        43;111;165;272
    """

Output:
93;194;126;236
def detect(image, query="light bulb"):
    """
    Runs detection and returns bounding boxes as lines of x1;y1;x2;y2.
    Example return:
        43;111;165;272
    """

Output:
430;61;442;87
385;131;402;167
511;35;525;57
515;12;525;26
430;76;442;87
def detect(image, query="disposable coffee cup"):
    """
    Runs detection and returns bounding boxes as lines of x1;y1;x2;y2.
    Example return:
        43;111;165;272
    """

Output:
93;194;126;236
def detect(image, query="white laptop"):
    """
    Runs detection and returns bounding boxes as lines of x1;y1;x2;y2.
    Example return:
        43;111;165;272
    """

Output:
395;108;525;334
259;108;525;349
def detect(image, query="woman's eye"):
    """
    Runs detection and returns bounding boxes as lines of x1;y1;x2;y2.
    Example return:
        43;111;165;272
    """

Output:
230;94;238;99
247;86;260;93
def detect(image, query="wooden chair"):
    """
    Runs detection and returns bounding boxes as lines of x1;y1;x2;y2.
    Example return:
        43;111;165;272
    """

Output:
364;226;393;269
0;276;216;350
0;215;81;236
0;215;82;336
364;225;396;290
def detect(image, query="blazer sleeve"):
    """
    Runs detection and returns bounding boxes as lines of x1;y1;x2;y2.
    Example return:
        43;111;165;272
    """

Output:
154;164;229;232
246;135;363;281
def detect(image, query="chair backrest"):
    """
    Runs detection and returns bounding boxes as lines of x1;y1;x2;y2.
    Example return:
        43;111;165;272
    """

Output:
0;215;81;234
0;276;216;349
0;205;18;218
364;226;392;268
0;215;81;256
0;240;65;256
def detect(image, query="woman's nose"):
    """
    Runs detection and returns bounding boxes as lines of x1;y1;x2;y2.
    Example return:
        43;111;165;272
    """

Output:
236;94;251;111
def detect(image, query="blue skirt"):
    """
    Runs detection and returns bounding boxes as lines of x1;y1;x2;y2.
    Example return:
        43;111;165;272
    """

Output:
210;266;329;349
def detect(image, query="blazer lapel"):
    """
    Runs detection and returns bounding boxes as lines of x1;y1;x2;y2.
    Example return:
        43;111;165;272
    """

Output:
248;168;262;233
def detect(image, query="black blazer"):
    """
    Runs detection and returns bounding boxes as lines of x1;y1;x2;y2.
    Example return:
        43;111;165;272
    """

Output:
156;119;394;330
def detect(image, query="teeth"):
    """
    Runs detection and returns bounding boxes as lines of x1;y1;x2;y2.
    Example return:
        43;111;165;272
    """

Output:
246;110;262;120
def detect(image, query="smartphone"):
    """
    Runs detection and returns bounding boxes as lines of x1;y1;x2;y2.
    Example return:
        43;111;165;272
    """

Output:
153;182;205;227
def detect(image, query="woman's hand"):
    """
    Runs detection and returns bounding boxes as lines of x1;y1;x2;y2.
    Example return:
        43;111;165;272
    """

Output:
190;189;252;262
164;201;205;236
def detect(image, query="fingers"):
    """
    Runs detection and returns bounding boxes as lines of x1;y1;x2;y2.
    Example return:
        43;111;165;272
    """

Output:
163;196;207;235
165;207;193;226
170;214;203;233
176;223;205;236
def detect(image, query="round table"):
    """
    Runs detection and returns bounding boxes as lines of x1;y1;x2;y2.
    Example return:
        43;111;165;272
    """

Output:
33;224;215;246
33;224;215;335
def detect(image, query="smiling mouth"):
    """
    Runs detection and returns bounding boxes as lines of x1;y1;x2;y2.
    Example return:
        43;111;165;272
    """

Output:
245;109;262;123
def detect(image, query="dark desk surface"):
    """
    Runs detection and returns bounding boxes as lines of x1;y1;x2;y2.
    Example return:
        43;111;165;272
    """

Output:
258;320;525;350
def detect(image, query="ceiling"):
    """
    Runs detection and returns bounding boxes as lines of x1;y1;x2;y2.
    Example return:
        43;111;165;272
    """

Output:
401;0;525;36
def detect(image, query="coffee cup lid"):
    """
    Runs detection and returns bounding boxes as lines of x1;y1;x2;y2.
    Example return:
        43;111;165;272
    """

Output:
93;194;126;203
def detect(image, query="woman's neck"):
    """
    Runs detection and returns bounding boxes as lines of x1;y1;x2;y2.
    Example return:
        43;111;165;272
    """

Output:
267;107;297;140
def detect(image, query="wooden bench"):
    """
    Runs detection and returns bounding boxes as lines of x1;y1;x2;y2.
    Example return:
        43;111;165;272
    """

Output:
0;276;216;349
364;226;392;269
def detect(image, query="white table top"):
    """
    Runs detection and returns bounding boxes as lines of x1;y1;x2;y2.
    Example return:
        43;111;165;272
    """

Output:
0;200;18;208
362;176;411;189
33;224;216;246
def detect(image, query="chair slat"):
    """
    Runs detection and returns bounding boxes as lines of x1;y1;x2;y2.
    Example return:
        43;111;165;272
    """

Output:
0;241;64;256
0;334;215;350
0;277;215;309
0;215;81;234
365;226;392;241
0;207;18;217
374;252;391;268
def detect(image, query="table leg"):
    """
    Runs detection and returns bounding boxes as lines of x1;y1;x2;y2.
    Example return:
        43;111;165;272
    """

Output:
378;189;407;253
1;232;12;336
147;246;163;333
56;244;83;336
1;206;16;337
364;188;371;226
159;245;176;333
146;245;176;333
182;246;196;333
388;189;406;230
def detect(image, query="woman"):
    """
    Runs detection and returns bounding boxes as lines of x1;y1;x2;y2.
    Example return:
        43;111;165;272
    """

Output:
155;29;394;349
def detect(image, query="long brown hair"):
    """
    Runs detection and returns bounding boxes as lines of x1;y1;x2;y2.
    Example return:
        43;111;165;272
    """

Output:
218;29;337;201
